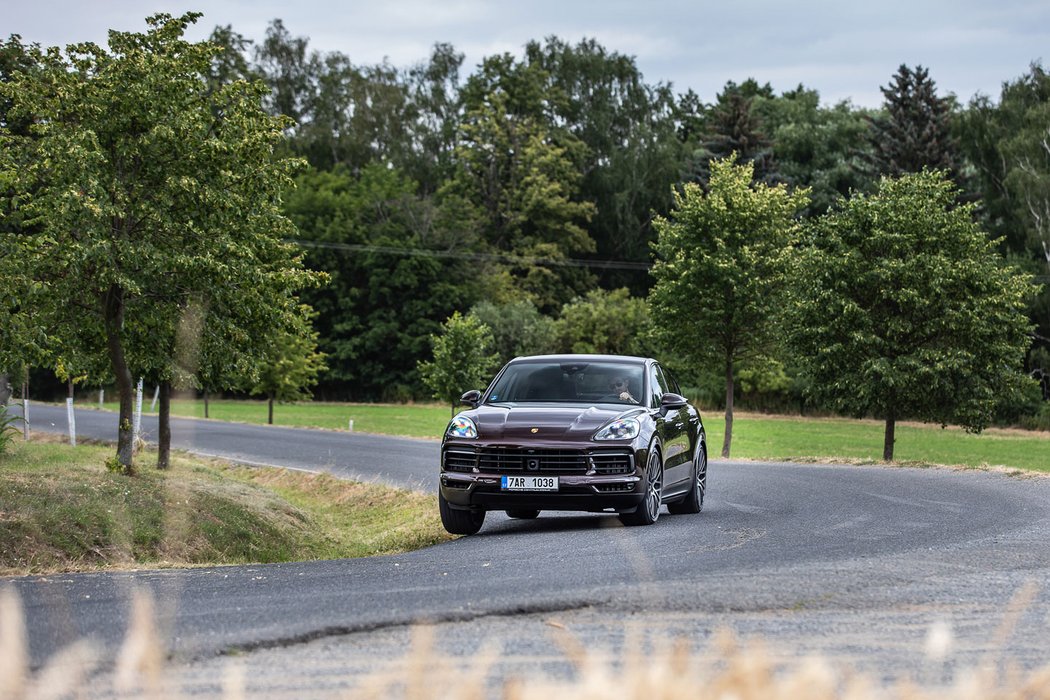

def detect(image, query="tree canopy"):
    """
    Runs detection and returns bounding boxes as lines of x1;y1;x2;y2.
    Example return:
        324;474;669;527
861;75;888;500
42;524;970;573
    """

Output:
419;312;498;416
787;170;1035;459
649;156;810;457
0;13;323;470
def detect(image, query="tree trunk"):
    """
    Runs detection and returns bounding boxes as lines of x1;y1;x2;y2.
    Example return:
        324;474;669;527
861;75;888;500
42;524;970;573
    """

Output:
268;394;274;425
722;355;734;459
0;373;10;405
104;285;135;472
157;381;171;469
204;389;209;418
883;409;896;462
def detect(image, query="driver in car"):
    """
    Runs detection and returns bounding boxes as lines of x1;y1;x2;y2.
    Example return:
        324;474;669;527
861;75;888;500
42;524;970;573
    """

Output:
610;376;638;404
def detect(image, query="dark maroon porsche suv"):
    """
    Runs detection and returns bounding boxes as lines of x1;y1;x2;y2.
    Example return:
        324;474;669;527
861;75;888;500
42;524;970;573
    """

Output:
438;354;707;535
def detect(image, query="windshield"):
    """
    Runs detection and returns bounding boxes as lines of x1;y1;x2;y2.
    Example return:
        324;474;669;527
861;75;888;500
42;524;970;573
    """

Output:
486;361;645;405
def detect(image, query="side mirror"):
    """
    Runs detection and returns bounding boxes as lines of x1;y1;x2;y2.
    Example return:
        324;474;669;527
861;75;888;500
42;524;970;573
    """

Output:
659;392;688;415
460;389;481;408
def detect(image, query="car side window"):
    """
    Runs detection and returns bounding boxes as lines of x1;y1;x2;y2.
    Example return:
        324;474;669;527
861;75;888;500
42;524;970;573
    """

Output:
649;365;667;407
662;366;682;395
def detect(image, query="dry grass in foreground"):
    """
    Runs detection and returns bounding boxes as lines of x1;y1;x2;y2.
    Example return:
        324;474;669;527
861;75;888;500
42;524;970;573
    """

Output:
2;586;1049;700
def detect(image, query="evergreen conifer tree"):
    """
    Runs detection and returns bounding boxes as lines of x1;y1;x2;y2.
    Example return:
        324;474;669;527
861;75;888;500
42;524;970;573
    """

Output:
866;64;958;178
691;81;778;186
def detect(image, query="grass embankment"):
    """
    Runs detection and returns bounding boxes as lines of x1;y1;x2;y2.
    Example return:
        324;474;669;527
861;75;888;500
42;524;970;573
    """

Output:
97;397;1050;473
0;436;451;576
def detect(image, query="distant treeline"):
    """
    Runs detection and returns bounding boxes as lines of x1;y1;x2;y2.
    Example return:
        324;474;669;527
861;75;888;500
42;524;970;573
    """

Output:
5;19;1049;409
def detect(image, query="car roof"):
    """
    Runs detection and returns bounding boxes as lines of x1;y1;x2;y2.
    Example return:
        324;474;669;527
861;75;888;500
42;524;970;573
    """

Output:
507;354;650;365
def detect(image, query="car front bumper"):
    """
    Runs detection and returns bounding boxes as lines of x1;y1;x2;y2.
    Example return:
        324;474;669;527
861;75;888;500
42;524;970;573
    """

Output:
439;469;645;513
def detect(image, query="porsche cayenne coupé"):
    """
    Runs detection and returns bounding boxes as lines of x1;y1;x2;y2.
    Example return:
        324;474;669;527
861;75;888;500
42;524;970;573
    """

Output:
438;354;707;535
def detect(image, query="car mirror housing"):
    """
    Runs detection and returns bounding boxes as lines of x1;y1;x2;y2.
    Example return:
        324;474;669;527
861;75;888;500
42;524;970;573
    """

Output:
660;392;688;415
460;389;481;407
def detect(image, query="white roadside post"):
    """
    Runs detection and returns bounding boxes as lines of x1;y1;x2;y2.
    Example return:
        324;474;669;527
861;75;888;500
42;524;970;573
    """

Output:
348;419;354;432
99;388;104;408
150;385;159;412
22;397;29;441
66;397;77;447
133;378;143;450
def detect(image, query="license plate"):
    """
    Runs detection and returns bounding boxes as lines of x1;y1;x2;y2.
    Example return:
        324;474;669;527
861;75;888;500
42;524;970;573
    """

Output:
501;475;559;492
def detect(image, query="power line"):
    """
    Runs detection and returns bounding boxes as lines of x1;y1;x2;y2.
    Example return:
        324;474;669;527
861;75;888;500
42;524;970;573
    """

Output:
286;238;653;271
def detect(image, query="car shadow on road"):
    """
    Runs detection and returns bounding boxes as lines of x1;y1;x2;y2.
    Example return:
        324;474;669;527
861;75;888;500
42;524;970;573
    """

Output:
478;512;628;537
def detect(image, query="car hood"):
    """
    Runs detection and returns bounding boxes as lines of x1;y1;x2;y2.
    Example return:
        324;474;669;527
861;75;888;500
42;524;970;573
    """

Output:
468;403;645;441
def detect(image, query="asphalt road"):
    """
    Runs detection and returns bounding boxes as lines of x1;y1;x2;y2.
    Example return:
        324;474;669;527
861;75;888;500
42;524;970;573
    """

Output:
16;402;436;490
7;402;1050;692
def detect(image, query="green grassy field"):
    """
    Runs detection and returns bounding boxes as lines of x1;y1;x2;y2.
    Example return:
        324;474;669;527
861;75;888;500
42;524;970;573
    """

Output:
90;397;1050;473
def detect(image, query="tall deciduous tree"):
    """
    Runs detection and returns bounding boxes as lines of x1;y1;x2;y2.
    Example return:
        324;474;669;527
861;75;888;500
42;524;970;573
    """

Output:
419;312;498;416
866;64;959;179
958;64;1050;362
444;81;596;310
249;310;327;425
0;13;323;471
650;156;809;457
788;171;1035;460
753;85;874;215
523;38;684;291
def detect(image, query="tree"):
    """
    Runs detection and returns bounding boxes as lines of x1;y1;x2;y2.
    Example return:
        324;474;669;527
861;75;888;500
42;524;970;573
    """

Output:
1;34;44;401
419;312;498;416
206;24;257;90
554;288;652;356
787;171;1035;461
254;19;316;130
249;312;327;424
285;163;479;400
866;64;959;179
468;300;556;367
523;38;684;291
649;156;809;457
958;64;1050;362
689;80;778;187
0;13;323;471
752;85;874;215
443;71;600;308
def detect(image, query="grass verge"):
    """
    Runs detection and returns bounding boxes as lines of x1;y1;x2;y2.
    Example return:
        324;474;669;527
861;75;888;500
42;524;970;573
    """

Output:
92;397;1050;472
0;436;451;577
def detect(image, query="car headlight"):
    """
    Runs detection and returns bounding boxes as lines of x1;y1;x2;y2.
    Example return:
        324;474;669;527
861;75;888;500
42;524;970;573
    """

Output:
447;415;478;439
594;418;639;441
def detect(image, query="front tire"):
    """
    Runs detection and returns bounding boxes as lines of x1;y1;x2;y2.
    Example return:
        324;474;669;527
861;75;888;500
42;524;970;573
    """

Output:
668;442;706;515
619;447;663;526
439;490;485;535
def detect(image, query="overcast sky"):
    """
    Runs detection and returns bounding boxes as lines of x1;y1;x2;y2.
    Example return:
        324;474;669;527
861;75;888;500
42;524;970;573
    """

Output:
6;1;1048;107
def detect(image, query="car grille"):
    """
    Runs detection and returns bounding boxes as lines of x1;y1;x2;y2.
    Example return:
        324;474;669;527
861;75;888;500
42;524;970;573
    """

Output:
443;447;634;476
590;452;634;475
